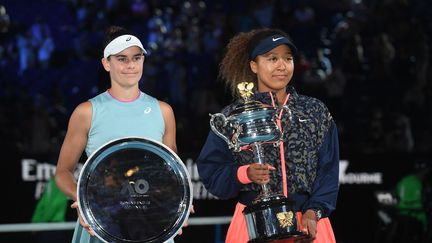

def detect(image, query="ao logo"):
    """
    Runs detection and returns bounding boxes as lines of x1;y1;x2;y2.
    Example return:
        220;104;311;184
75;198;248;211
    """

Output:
121;179;149;194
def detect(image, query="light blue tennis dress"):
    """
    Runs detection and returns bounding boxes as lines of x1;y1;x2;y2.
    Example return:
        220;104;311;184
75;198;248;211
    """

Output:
72;90;174;243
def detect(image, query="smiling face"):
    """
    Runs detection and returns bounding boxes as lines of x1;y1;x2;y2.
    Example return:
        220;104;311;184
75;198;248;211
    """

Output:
101;46;145;89
250;44;294;94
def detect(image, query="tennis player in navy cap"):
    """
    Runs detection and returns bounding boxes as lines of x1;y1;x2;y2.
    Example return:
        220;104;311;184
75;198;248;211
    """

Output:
197;28;339;243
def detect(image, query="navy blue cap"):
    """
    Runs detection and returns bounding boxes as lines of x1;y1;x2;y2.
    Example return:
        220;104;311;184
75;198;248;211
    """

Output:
249;35;297;59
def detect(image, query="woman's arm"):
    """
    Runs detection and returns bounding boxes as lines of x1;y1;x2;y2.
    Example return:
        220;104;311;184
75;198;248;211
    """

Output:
159;101;177;153
196;131;242;199
55;101;92;202
303;121;340;217
55;101;93;235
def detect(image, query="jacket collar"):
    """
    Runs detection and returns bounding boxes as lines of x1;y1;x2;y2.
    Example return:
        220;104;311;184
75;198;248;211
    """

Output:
251;85;298;106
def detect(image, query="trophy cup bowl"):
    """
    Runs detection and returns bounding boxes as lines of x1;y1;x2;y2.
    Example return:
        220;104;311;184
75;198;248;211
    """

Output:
210;100;283;150
77;137;193;243
209;82;306;242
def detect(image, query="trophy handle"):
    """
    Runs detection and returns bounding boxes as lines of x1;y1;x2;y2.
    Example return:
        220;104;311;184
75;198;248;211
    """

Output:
209;113;237;150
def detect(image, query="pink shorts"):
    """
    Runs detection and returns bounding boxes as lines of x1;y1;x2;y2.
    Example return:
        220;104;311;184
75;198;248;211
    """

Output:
226;202;336;243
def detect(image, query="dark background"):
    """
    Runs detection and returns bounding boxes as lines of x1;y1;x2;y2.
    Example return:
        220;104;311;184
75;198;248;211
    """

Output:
1;0;431;242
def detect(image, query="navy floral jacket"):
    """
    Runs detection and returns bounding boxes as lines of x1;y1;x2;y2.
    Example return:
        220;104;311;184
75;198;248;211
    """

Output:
196;86;339;217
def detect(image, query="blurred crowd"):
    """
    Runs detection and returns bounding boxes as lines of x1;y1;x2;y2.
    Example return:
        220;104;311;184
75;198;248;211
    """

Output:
0;0;431;158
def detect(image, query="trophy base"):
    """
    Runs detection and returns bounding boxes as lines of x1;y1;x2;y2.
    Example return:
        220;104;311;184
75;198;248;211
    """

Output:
243;195;307;243
247;231;307;243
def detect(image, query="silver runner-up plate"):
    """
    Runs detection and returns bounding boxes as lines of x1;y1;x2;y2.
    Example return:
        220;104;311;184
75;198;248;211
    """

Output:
77;137;193;243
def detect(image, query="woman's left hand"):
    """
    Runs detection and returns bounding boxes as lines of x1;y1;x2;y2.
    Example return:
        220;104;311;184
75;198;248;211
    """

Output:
297;209;318;242
177;205;195;235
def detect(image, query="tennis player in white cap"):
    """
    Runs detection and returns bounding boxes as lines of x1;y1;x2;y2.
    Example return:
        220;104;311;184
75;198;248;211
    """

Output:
55;26;181;243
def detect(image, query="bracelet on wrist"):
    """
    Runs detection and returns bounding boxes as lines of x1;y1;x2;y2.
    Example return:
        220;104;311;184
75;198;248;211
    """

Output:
313;209;323;221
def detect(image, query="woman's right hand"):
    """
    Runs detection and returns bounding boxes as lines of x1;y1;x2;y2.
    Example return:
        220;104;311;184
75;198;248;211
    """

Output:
71;201;95;236
247;163;275;185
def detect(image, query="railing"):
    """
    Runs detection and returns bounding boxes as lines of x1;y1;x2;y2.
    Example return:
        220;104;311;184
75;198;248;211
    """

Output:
0;216;232;233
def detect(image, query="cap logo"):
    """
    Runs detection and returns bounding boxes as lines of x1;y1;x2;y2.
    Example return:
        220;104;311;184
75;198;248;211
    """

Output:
126;36;131;41
250;35;297;59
